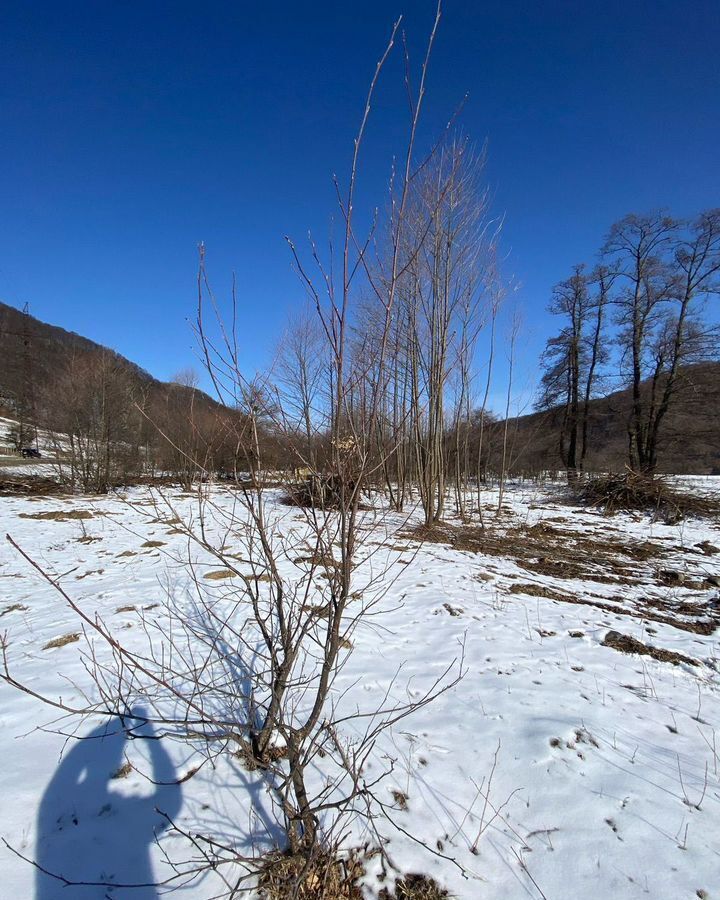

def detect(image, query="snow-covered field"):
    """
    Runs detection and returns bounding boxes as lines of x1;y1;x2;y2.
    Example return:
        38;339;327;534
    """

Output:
1;481;719;899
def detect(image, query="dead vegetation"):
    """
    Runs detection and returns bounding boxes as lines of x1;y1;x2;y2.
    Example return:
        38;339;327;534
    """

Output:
0;603;28;617
258;849;364;900
42;632;80;650
508;581;717;635
0;477;65;497
379;874;450;900
576;472;720;522
601;629;699;666
410;516;720;635
408;519;661;584
18;508;94;521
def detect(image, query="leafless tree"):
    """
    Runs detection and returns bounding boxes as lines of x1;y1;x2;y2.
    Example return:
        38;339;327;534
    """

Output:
44;350;142;492
604;210;720;473
3;6;468;897
497;307;521;511
537;264;611;480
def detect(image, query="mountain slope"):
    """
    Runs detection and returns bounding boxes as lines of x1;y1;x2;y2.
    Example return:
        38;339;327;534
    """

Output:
0;300;219;420
507;361;720;475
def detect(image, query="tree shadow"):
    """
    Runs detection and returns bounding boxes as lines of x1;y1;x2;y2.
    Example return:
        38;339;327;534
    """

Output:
35;709;181;899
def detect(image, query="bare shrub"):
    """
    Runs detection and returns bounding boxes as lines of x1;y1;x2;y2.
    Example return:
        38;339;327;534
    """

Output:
576;470;720;521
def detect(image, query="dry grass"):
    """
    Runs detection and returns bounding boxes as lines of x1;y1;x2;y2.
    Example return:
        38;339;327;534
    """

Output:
379;874;450;900
410;516;719;635
19;509;94;521
204;569;238;580
407;519;661;584
391;790;409;811
0;603;29;617
507;581;717;635
602;629;699;666
42;632;80;650
258;849;364;900
0;477;65;497
577;472;720;522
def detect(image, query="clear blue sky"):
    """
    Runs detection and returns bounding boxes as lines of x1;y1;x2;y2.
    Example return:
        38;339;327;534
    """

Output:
1;1;718;410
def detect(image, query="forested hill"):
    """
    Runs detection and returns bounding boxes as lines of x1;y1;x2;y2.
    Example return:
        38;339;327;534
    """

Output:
508;361;720;475
0;300;219;419
2;299;718;474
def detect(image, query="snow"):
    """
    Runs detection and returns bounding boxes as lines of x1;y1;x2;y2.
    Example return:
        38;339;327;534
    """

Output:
1;481;719;898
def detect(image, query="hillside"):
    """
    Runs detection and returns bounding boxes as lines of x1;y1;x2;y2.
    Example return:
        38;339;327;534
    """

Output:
2;299;717;475
507;361;720;475
0;300;219;422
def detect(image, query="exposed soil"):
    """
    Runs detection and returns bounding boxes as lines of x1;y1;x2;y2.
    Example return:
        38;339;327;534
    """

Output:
411;520;718;636
508;582;716;635
19;509;94;521
406;520;662;585
601;630;699;666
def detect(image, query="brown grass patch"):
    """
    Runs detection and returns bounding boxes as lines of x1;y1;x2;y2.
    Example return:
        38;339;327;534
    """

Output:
505;583;717;636
696;540;719;556
43;632;80;650
509;582;570;602
141;540;166;548
111;762;133;779
441;602;463;617
0;477;65;497
391;790;409;810
76;568;104;580
258;849;364;900
19;509;94;521
407;520;660;585
204;569;237;580
294;550;342;572
602;630;698;666
577;472;720;522
302;603;331;618
380;874;450;900
0;603;28;617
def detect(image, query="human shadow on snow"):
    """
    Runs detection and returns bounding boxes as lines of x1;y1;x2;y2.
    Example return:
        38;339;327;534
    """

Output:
35;709;181;899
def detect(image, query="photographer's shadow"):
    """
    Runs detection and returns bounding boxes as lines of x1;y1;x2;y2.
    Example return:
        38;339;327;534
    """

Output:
35;710;181;899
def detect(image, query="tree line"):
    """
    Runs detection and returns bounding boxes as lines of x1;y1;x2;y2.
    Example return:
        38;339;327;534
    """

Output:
538;210;720;479
16;208;719;500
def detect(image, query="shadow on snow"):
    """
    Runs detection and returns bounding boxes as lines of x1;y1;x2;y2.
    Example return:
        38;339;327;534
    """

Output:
35;709;181;899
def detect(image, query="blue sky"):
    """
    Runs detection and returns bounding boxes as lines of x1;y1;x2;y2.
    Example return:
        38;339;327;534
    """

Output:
1;1;718;411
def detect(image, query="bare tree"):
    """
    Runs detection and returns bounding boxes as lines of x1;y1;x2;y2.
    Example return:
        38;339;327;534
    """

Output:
3;7;467;897
604;210;720;473
399;140;494;525
497;307;521;511
45;350;141;492
537;264;610;480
